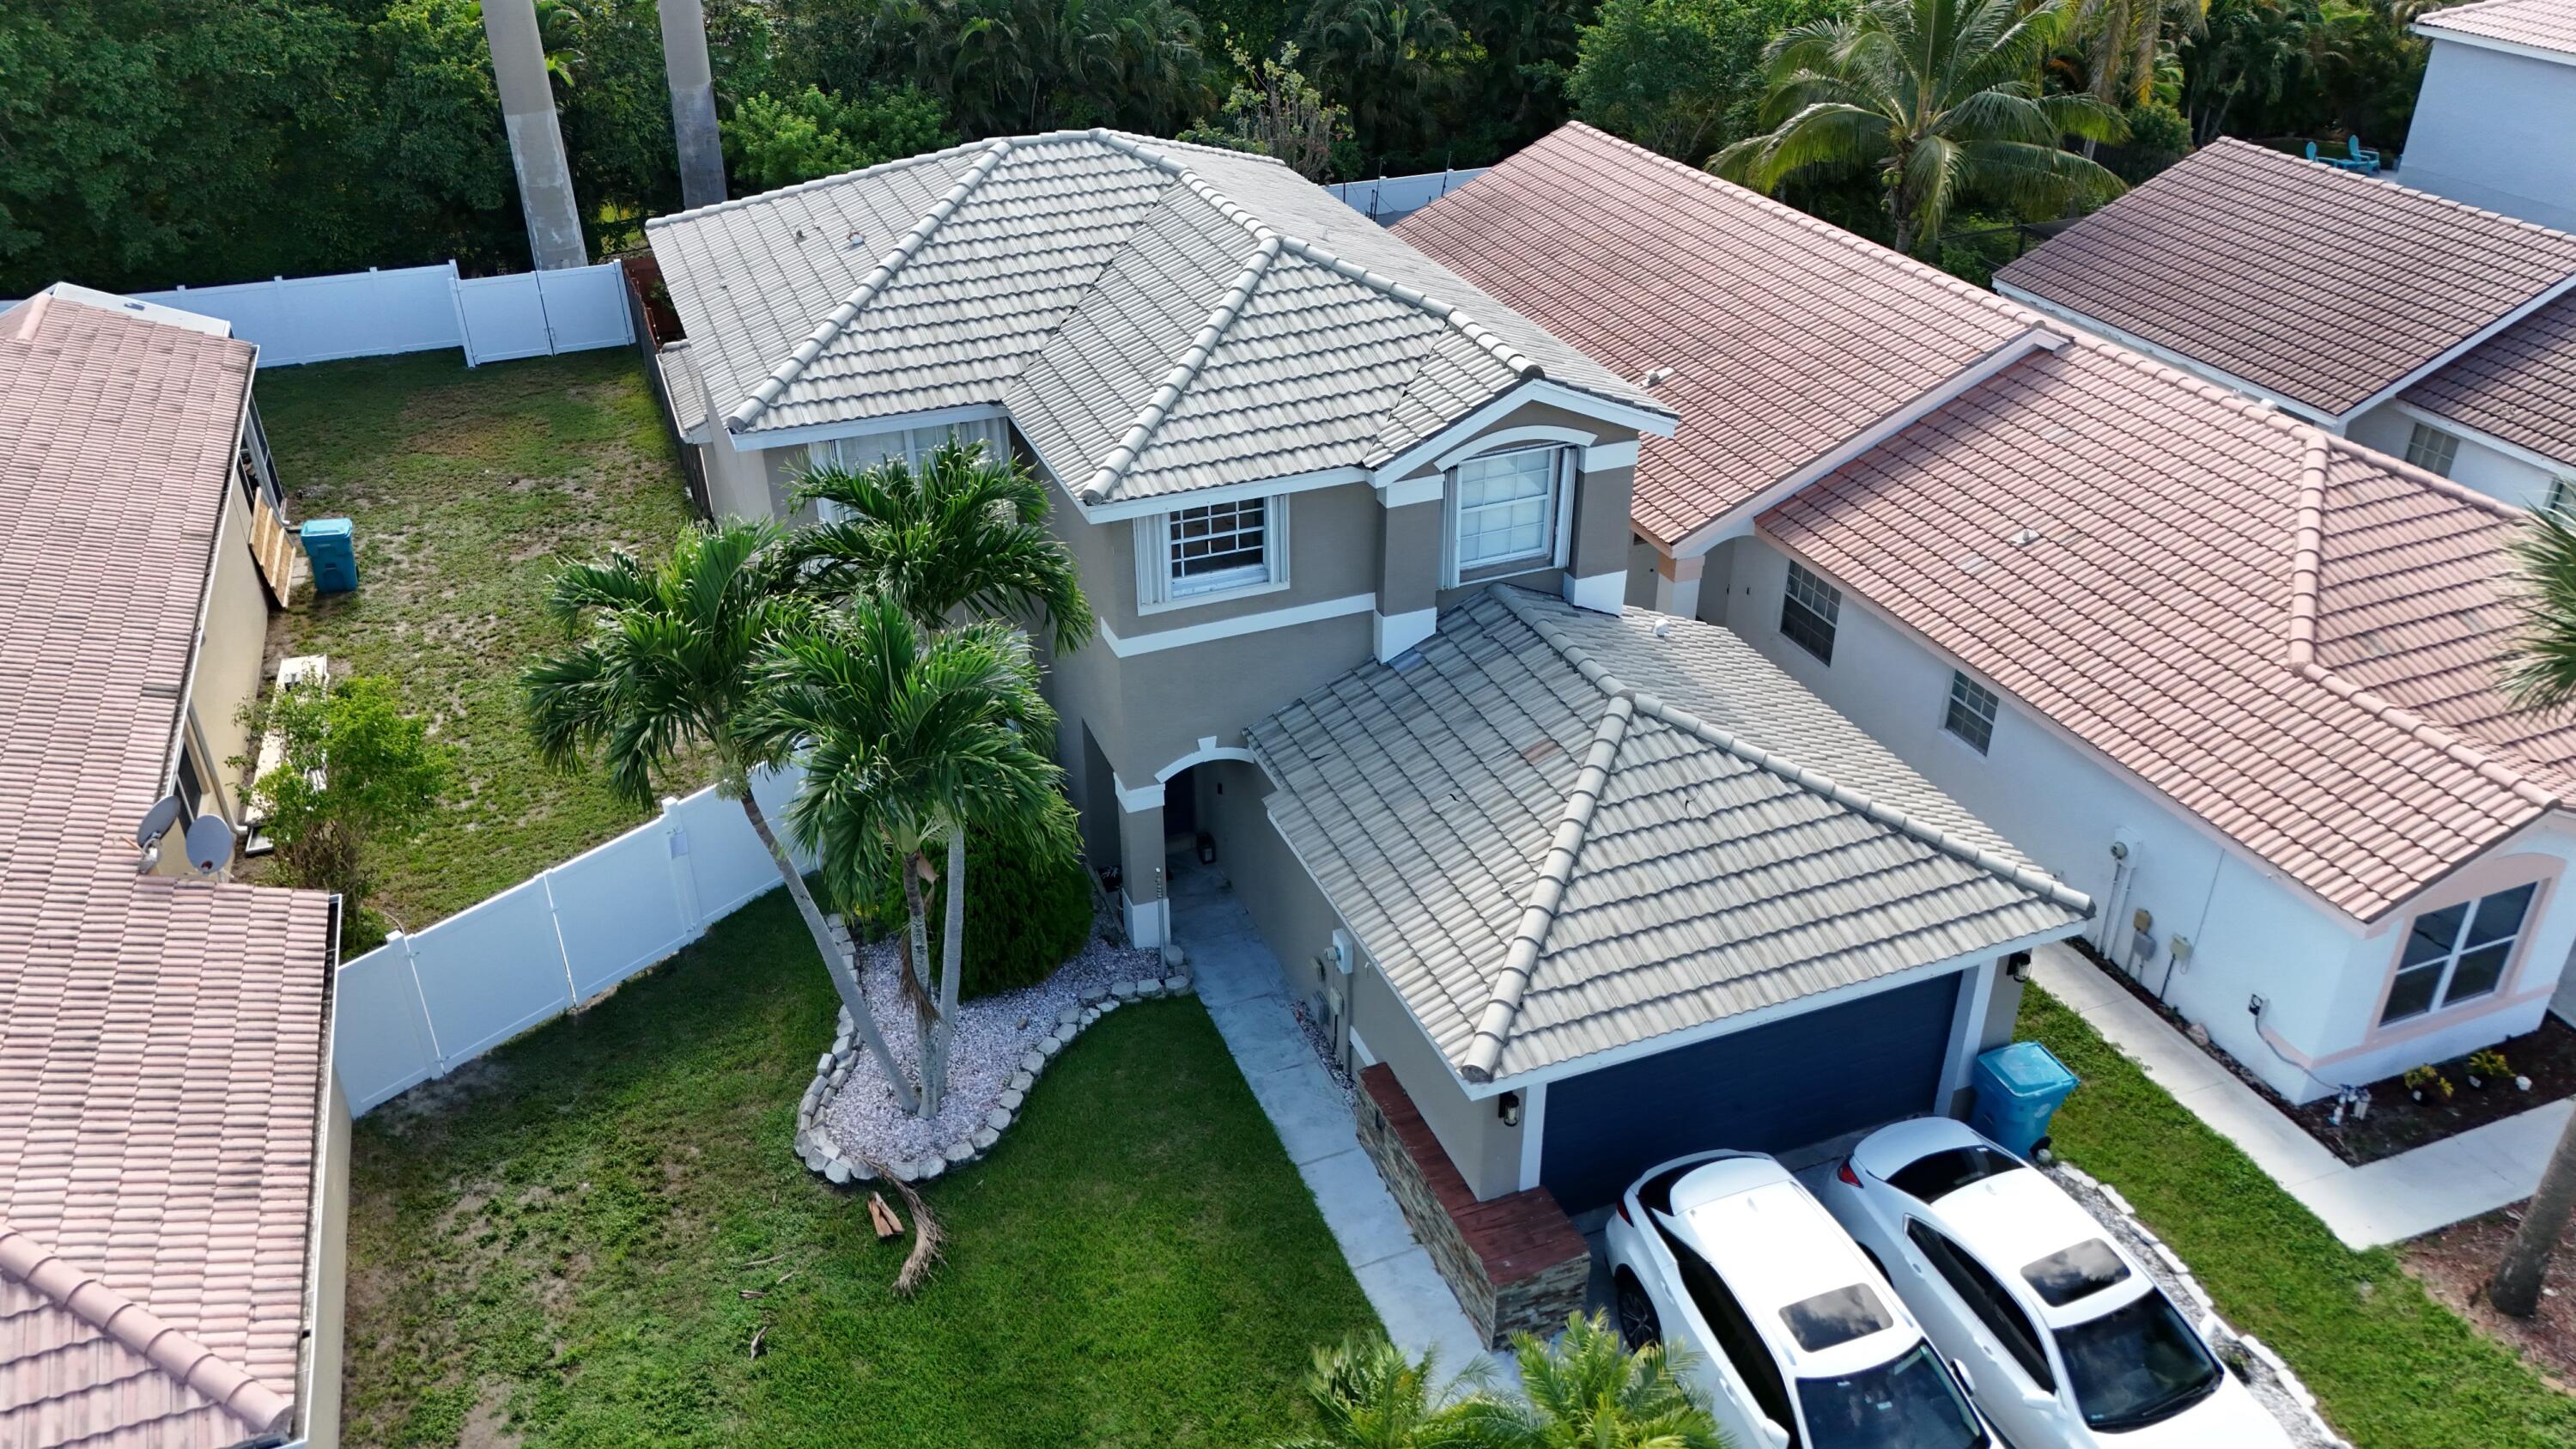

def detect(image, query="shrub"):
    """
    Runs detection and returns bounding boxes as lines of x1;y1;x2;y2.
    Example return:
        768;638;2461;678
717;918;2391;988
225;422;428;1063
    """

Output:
2108;102;2192;183
235;673;449;926
865;831;1096;1000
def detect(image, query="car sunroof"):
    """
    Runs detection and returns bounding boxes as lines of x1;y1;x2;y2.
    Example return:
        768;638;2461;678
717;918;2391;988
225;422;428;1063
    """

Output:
1885;1144;2020;1202
2020;1238;2132;1306
1778;1283;1894;1352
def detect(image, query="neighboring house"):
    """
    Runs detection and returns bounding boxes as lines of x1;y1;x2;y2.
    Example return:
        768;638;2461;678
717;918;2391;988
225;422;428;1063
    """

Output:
647;129;1676;948
2403;0;2576;232
0;289;347;1446
1402;123;2576;1105
1990;139;2576;512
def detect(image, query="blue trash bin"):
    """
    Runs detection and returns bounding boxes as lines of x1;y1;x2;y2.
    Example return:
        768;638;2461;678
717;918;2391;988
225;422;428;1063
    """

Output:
302;517;358;594
1969;1041;2080;1160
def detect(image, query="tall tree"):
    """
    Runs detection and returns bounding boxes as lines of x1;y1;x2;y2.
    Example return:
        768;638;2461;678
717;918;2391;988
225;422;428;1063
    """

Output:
1570;0;1850;164
1711;0;2129;254
744;599;1076;1112
524;521;918;1111
2492;506;2576;1318
483;0;590;266
1294;0;1468;171
1180;42;1348;180
657;0;729;206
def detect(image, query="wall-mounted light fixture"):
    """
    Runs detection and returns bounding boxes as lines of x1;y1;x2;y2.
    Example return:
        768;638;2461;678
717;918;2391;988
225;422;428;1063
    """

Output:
2004;951;2032;983
1498;1092;1522;1128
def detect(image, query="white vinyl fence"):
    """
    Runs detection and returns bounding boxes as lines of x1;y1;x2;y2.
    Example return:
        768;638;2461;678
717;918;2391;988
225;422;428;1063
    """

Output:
14;259;635;368
1326;167;1491;224
335;767;811;1114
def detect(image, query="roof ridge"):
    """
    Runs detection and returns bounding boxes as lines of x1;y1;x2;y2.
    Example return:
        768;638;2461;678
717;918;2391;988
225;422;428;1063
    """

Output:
1090;128;1547;383
1077;236;1285;503
725;139;1013;432
646;137;998;229
0;1225;293;1436
2284;435;2561;808
1488;585;2095;916
2205;136;2576;251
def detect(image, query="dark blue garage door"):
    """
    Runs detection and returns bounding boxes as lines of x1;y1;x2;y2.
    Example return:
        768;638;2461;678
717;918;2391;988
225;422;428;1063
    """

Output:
1540;971;1964;1212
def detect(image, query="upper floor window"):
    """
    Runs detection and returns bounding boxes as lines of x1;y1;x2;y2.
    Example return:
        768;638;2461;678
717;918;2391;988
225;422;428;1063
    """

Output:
817;417;1010;476
1781;562;1841;664
2404;422;2460;478
1448;446;1572;581
1945;671;1999;754
2382;882;2536;1025
1136;495;1288;608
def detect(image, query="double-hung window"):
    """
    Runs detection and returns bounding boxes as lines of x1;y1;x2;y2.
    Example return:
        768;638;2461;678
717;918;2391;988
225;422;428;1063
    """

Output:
1135;496;1288;608
1447;446;1573;582
1781;562;1841;665
2381;883;2537;1025
2404;422;2461;478
1944;672;2000;754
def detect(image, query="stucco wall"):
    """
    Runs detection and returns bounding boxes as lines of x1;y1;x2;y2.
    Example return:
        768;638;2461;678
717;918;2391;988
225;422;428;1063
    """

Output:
2401;41;2576;233
1702;533;2576;1099
1200;761;1346;1022
1352;965;1527;1200
188;483;275;828
296;1072;350;1449
2347;403;2563;509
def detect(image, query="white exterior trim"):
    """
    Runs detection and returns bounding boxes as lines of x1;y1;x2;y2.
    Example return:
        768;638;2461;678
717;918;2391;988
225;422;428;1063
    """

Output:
2389;397;2576;478
1940;956;2001;1108
1077;465;1367;523
1370;377;1674;486
1376;474;1444;508
731;401;1011;452
1096;592;1378;657
1153;738;1261;783
1563;570;1625;614
1111;771;1163;813
1516;1079;1550;1191
1586;438;1641;471
1993;283;2334;427
1125;893;1170;949
1433;423;1598;472
1442;445;1577;588
1133;495;1291;613
1375;606;1438;661
2413;23;2576;69
2345;272;2576;424
1669;326;2069;556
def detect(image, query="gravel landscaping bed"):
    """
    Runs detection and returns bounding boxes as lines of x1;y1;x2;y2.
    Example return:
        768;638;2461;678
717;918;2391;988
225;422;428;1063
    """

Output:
797;920;1181;1183
2050;1163;2349;1449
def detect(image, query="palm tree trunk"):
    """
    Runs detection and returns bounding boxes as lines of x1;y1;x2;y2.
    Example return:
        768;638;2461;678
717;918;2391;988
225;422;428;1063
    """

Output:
902;853;940;1114
741;795;918;1113
481;0;588;270
930;828;966;1104
2491;1107;2576;1316
654;0;727;209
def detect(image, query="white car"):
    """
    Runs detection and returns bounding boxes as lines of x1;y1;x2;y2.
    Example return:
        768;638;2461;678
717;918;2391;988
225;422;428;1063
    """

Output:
1603;1150;1995;1449
1820;1118;2291;1447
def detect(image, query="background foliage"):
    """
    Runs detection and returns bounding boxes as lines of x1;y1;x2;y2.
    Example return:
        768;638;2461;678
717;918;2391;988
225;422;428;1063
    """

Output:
860;829;1099;1001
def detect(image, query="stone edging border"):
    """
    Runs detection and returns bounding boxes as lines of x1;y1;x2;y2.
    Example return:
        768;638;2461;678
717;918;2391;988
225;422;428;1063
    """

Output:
2053;1163;2352;1449
792;970;1196;1187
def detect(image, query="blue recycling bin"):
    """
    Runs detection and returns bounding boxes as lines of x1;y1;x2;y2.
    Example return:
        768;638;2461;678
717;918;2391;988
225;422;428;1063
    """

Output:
1970;1041;2080;1160
302;517;358;594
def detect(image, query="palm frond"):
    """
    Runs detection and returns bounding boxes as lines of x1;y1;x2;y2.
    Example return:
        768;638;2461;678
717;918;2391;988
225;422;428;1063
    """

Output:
2506;505;2576;709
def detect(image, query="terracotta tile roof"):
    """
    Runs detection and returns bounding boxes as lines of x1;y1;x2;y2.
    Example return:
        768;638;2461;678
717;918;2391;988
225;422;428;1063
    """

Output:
0;293;337;1448
2406;289;2576;464
1397;124;2036;546
2418;0;2576;54
1993;140;2576;418
1764;341;2570;922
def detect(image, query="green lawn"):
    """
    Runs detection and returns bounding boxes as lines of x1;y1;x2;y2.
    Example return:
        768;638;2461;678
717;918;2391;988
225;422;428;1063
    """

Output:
342;889;1379;1448
254;350;701;930
2021;988;2576;1448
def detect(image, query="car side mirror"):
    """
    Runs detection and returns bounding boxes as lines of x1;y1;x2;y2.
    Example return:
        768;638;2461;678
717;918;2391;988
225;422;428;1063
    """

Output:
1949;1359;1977;1397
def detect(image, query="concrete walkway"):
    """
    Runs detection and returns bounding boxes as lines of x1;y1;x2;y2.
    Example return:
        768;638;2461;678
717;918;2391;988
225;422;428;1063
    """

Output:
1167;867;1508;1375
2032;941;2567;1249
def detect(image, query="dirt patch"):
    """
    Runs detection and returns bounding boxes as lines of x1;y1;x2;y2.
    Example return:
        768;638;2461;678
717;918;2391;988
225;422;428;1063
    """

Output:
2407;1202;2576;1391
459;1378;525;1449
372;1057;512;1139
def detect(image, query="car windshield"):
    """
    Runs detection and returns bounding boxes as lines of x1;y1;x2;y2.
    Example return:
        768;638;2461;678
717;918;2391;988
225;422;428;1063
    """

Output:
1795;1342;1989;1449
2051;1288;2223;1431
1886;1145;2021;1203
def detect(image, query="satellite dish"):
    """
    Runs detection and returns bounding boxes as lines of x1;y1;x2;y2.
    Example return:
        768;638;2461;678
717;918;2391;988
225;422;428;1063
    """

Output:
133;795;185;849
182;815;235;875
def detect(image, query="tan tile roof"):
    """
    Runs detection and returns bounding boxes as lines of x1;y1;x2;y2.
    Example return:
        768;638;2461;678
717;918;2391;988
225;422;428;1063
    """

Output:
2406;289;2576;463
2418;0;2576;55
646;130;1662;505
1765;341;2572;922
1397;124;2037;546
1250;588;2088;1082
1993;140;2576;419
0;293;337;1448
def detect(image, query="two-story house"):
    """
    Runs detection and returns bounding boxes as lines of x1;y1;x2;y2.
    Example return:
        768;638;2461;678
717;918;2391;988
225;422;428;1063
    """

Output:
1403;124;2576;1109
649;134;2099;1343
1991;139;2576;514
2402;0;2576;233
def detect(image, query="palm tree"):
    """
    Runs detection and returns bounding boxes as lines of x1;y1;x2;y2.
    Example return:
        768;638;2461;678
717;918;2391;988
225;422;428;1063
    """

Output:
2489;505;2576;1317
1711;0;2130;255
1273;1336;1492;1449
2069;0;2208;115
524;521;918;1112
744;597;1077;1113
1458;1312;1728;1448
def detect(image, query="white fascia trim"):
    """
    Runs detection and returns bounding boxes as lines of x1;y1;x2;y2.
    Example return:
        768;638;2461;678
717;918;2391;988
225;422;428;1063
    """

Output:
1432;423;1598;472
1515;1080;1550;1191
1154;737;1261;783
1111;771;1164;813
2388;398;2575;478
1533;379;1680;437
1564;570;1624;614
1377;474;1444;508
1992;285;2339;429
1096;592;1376;657
1668;326;2068;557
2413;25;2576;67
1371;378;1676;487
1587;438;1640;471
1078;465;1368;523
728;401;1011;453
2348;272;2576;424
1460;918;2087;1099
1375;606;1438;661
